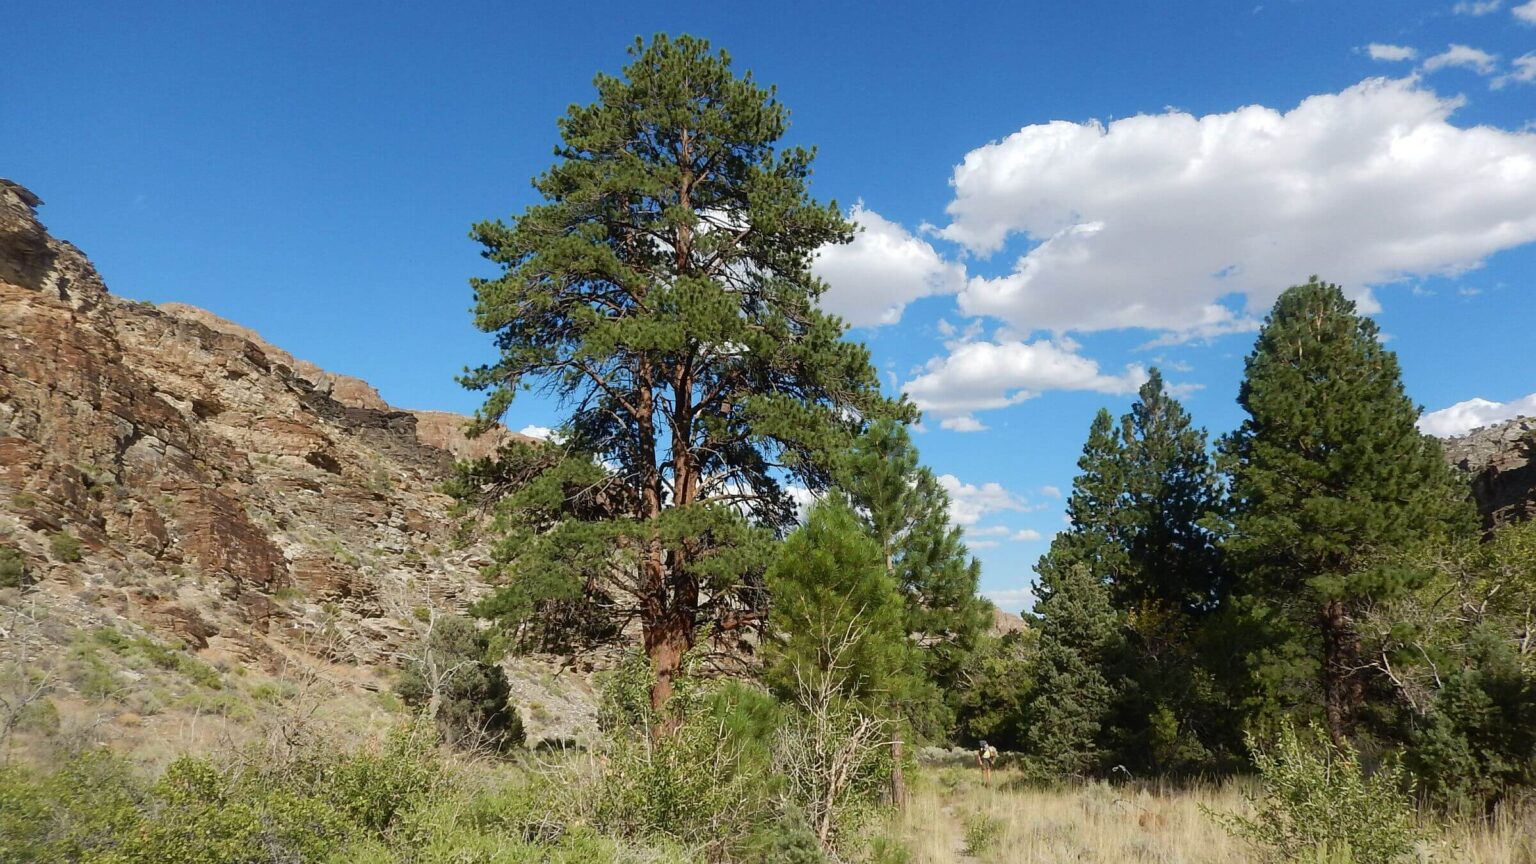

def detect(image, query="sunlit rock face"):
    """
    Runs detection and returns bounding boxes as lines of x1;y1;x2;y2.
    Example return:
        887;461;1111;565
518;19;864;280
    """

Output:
0;178;490;665
1442;416;1536;530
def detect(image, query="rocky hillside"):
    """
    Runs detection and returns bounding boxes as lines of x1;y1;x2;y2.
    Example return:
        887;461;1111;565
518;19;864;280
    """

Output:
1443;415;1536;529
0;179;594;755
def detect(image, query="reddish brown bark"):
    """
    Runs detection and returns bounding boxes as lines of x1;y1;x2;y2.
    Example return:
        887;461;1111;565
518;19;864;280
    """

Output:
1320;598;1363;747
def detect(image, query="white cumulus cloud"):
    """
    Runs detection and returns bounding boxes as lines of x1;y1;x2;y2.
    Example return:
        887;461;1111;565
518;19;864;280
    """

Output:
518;424;554;440
1419;393;1536;436
1515;0;1536;22
904;339;1146;422
933;77;1536;339
938;474;1027;527
1040;485;1062;498
1422;44;1499;75
1012;529;1044;542
813;203;966;327
1367;43;1418;61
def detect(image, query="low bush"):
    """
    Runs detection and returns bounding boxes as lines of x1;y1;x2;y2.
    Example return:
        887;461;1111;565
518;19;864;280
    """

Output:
741;812;828;863
0;722;449;863
48;532;82;563
1211;721;1424;864
0;544;29;588
963;811;1004;855
394;614;524;755
583;656;781;859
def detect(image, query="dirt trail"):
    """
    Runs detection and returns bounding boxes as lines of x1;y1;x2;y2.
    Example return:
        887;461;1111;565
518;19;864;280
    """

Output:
941;802;980;862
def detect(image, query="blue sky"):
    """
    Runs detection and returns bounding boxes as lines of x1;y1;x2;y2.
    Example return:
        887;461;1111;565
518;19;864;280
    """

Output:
6;1;1535;612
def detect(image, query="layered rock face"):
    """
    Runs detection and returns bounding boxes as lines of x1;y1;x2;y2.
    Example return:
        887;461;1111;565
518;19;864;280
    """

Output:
1442;416;1536;529
0;179;503;669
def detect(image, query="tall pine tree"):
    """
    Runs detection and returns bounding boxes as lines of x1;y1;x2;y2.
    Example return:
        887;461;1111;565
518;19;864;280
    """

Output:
1108;370;1232;773
839;420;987;737
1220;277;1470;744
463;35;906;712
1024;409;1125;774
1116;369;1227;614
1027;374;1232;774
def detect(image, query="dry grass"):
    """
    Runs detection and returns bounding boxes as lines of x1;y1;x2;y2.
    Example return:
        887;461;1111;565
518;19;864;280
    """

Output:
882;765;1536;864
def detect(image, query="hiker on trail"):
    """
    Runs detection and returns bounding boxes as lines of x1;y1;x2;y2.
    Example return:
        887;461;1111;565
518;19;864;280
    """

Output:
977;740;998;782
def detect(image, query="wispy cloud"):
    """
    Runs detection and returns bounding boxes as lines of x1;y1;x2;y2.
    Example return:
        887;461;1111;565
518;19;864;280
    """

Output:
1422;44;1499;75
1493;52;1536;88
1366;43;1418;61
1453;0;1501;15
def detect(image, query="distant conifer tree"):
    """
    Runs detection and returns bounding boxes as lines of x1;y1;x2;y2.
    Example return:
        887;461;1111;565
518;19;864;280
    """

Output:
1024;409;1125;774
1026;372;1233;774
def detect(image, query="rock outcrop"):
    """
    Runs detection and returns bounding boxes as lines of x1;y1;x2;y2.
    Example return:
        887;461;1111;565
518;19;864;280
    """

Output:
990;607;1028;636
0;179;590;750
1442;415;1536;529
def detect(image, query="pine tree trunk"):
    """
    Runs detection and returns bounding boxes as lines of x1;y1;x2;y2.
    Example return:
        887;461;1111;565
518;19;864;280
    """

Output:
1320;598;1362;746
890;739;907;810
647;619;691;722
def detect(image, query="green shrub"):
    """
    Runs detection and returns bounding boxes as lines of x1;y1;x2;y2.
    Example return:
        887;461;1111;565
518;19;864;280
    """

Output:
131;635;223;689
1405;629;1536;813
584;656;782;859
116;756;353;864
249;680;296;703
0;750;144;863
315;722;442;834
67;647;119;701
0;544;28;588
1211;721;1424;864
742;813;828;864
866;834;913;864
87;627;224;690
963;812;1003;855
14;697;60;736
0;723;458;864
48;531;82;563
386;777;616;864
394;615;523;755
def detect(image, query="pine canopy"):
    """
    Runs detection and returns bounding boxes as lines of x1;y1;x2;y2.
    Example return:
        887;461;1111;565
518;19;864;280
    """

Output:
462;35;906;709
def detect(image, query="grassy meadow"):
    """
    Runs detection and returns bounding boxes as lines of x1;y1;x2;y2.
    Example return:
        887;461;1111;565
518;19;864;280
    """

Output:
883;765;1536;864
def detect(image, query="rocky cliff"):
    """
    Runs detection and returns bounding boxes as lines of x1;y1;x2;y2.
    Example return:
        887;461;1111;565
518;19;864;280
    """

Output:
1442;415;1536;529
0;180;593;755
